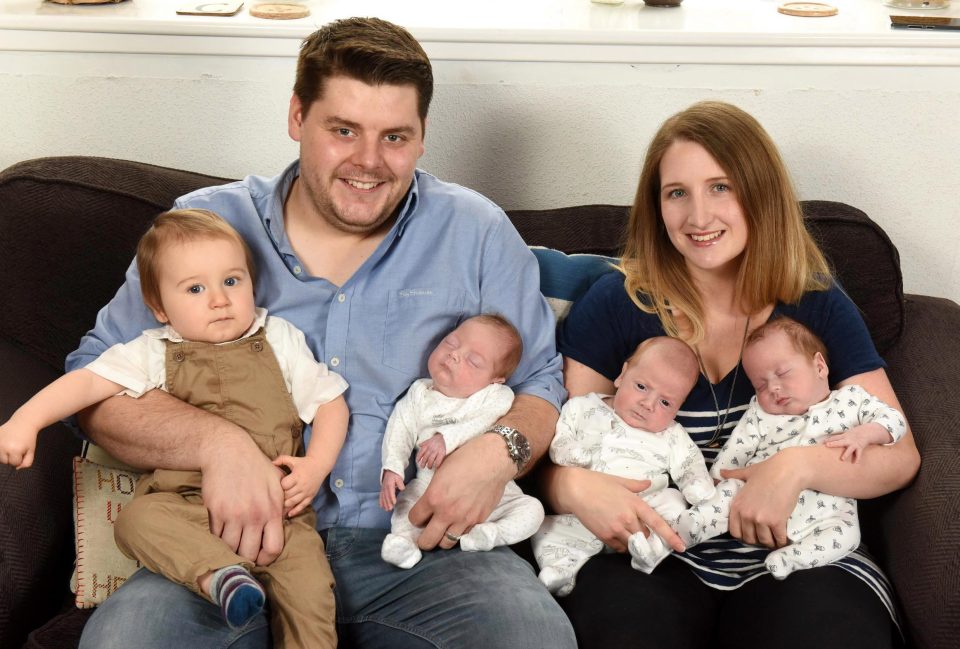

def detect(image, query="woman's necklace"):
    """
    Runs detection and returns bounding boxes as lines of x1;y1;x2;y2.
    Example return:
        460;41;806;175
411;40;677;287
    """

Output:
695;316;751;448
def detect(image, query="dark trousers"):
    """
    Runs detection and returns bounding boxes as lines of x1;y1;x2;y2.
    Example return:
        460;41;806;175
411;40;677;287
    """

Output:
558;553;898;649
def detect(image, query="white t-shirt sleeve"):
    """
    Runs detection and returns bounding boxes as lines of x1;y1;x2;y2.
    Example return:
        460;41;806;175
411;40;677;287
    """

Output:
84;333;166;398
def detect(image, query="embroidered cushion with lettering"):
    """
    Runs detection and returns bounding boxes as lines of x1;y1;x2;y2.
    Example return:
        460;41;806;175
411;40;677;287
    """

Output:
71;453;142;608
531;246;619;322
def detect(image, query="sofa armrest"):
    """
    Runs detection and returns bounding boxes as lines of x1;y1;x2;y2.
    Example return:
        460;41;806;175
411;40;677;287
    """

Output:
0;338;82;649
861;294;960;649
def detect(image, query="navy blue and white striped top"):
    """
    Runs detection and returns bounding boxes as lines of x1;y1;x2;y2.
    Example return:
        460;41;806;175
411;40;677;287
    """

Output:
558;270;900;627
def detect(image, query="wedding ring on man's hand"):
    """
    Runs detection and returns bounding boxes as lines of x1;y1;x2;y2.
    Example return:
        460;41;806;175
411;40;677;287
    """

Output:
444;531;461;543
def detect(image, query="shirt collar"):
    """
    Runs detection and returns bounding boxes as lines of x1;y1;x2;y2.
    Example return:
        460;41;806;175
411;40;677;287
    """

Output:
143;307;268;343
263;160;301;257
395;170;421;238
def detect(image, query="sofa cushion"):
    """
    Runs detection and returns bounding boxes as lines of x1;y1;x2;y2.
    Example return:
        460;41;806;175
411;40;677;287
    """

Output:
0;338;82;649
531;247;618;321
22;606;93;649
801;200;904;355
71;455;142;608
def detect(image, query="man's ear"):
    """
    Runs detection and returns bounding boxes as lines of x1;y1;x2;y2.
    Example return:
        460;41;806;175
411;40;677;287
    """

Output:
418;117;428;158
288;93;304;143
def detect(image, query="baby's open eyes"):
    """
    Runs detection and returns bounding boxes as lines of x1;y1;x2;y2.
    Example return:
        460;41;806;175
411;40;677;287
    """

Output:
188;284;204;294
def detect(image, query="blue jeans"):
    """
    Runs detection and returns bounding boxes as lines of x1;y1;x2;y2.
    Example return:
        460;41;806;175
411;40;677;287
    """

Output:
80;527;576;649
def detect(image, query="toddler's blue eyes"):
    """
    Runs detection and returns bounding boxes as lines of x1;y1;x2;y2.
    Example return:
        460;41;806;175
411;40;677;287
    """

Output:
224;277;237;287
188;285;204;294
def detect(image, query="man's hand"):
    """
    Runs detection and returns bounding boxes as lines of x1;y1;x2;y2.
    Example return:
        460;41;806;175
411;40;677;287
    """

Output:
407;433;512;551
201;435;286;566
380;470;406;511
416;433;447;469
273;454;326;518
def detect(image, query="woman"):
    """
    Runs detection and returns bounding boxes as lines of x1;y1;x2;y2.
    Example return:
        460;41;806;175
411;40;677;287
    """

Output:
542;101;920;648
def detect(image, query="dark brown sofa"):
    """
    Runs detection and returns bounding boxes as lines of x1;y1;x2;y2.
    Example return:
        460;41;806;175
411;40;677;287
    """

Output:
1;157;957;649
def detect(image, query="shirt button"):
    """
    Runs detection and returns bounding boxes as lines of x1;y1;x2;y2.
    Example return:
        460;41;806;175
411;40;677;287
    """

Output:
330;357;340;367
334;478;344;488
337;293;345;303
293;265;302;275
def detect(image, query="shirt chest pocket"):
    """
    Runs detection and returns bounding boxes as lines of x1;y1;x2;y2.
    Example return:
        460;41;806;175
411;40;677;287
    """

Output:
382;287;466;377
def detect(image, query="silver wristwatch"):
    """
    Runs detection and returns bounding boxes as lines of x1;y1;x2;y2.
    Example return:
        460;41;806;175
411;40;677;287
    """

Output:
488;425;532;475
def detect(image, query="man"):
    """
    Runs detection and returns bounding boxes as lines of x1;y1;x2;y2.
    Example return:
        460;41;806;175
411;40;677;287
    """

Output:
72;17;576;649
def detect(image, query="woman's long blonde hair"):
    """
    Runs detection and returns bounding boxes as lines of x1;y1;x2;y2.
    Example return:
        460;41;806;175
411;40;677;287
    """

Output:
620;101;831;344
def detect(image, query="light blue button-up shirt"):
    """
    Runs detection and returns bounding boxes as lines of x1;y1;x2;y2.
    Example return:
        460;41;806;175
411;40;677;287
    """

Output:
66;161;565;530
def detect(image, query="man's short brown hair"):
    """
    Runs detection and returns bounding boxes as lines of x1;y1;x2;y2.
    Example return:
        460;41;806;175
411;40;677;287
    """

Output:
294;17;434;123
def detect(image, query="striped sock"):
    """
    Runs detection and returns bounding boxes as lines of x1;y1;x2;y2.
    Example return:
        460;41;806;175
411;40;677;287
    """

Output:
209;565;265;628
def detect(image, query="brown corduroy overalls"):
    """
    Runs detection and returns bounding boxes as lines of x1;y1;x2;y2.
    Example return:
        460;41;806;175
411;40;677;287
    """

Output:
113;329;337;649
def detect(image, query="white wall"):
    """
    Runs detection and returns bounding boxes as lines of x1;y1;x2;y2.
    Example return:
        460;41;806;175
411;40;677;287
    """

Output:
1;51;958;303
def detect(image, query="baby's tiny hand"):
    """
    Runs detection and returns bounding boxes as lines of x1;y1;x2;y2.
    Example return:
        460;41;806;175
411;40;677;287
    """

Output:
0;421;39;470
416;433;447;470
273;455;325;518
379;470;405;512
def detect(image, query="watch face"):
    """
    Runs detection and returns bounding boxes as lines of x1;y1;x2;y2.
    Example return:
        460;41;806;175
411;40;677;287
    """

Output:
513;432;532;464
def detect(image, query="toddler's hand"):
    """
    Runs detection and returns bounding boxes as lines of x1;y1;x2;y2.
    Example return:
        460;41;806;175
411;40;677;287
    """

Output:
379;470;405;511
0;420;39;469
416;433;447;469
272;455;325;518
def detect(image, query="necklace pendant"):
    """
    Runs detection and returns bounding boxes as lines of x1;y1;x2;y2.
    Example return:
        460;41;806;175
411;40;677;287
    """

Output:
708;440;721;448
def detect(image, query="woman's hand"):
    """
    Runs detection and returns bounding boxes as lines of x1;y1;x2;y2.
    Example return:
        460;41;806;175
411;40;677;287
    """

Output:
719;448;805;549
550;465;685;553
